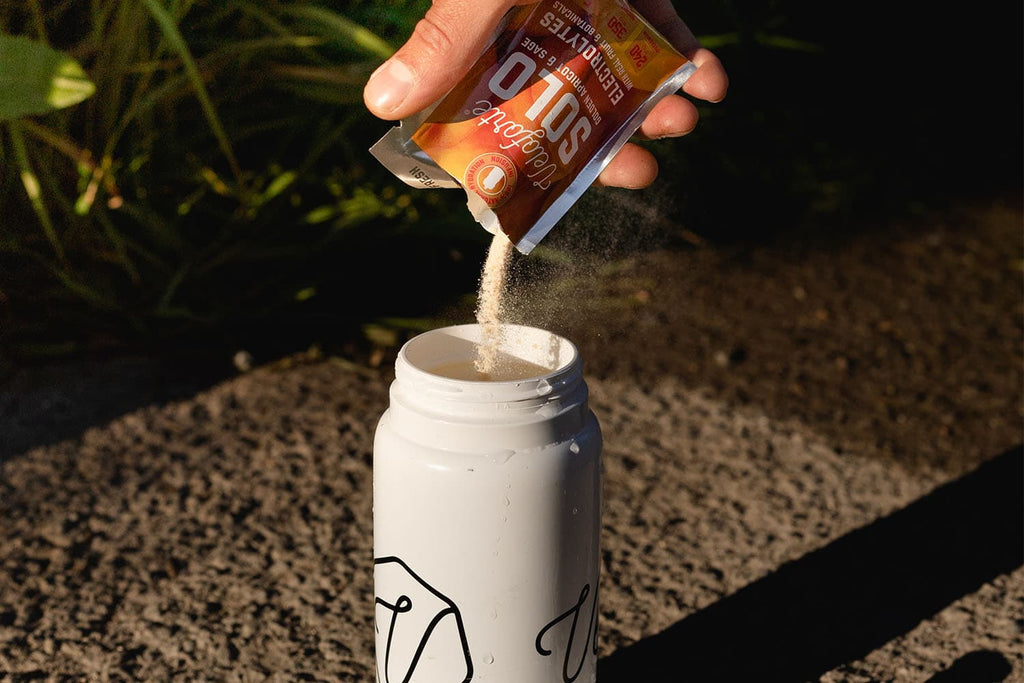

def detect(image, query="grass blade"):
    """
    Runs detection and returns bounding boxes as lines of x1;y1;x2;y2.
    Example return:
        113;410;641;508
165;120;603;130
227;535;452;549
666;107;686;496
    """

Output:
268;62;373;105
140;0;246;194
231;2;331;66
101;69;192;159
7;121;64;263
278;5;394;60
93;207;140;284
51;267;118;310
18;118;95;174
26;0;49;44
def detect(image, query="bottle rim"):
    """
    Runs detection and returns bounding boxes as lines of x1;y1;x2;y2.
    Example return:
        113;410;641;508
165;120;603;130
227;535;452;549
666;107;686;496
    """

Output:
395;323;582;403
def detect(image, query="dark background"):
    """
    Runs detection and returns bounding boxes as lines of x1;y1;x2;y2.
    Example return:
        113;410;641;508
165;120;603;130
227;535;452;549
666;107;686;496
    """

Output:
0;0;1020;373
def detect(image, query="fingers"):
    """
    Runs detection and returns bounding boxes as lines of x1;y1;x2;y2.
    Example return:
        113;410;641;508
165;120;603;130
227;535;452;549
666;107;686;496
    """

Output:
364;0;516;120
636;94;699;140
365;0;726;194
683;48;729;103
365;0;727;121
596;143;659;189
631;0;729;103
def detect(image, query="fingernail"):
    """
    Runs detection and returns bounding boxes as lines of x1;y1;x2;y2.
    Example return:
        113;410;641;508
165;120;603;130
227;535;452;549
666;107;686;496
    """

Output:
365;59;414;115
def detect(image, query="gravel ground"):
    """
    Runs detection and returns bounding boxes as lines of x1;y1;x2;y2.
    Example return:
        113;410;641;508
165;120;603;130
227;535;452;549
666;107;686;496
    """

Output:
1;198;1021;680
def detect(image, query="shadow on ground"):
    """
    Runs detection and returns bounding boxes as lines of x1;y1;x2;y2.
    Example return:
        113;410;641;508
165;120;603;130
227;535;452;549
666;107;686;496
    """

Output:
599;445;1023;681
926;650;1015;683
0;355;230;462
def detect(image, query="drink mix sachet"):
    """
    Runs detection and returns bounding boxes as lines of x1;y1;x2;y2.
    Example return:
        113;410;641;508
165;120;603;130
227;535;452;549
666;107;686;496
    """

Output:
370;0;696;254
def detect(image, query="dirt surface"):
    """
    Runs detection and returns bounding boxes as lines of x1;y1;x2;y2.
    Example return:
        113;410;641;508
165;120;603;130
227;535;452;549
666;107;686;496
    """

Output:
1;197;1022;680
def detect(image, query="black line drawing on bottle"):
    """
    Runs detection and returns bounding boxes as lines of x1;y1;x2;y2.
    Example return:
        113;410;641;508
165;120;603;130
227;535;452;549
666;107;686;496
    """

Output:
374;556;474;683
535;583;599;683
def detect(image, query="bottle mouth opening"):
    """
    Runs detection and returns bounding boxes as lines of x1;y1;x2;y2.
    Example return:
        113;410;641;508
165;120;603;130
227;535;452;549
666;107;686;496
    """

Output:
399;324;579;385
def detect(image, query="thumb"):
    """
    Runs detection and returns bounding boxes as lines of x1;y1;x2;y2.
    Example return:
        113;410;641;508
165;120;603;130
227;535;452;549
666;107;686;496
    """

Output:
364;0;515;120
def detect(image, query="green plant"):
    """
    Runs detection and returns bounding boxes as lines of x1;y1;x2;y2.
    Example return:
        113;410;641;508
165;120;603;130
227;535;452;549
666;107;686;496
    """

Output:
0;0;871;363
0;0;475;359
1;34;95;265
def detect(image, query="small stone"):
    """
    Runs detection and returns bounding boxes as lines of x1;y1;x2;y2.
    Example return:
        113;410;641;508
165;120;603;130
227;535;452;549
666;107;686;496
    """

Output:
233;350;254;373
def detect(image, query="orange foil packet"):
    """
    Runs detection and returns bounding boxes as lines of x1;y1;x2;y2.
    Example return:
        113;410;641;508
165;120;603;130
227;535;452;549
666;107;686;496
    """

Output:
370;0;696;253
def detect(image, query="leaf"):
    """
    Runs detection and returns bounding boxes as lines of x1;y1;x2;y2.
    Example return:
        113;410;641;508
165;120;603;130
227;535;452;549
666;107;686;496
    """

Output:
304;205;338;224
0;34;95;121
754;32;824;53
376;317;443;333
261;170;297;203
362;323;400;347
277;5;394;60
697;31;824;53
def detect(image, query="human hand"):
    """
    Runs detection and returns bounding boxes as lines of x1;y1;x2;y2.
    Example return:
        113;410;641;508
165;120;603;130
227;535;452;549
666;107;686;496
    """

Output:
363;0;728;190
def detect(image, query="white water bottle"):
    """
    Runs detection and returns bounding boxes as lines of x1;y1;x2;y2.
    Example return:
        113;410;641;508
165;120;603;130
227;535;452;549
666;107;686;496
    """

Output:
373;323;602;683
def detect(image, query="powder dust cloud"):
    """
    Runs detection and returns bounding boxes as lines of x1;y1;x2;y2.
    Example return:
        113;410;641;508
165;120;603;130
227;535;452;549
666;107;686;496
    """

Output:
467;185;684;375
496;186;683;333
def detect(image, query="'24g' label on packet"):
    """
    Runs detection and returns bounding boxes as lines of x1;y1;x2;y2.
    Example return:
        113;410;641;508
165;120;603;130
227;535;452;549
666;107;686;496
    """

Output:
371;0;696;253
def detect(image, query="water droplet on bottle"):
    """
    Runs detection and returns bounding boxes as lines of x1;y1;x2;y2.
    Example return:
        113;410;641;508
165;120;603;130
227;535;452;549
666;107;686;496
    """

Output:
572;506;579;515
487;449;515;464
503;496;511;507
484;653;495;665
536;378;552;396
569;441;580;454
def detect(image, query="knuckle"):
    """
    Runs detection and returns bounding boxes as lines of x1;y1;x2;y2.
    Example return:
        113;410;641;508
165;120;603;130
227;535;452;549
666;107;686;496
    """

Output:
411;10;456;60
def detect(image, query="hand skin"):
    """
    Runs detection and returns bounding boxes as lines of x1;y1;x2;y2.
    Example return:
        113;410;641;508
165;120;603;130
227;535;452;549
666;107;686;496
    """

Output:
363;0;728;190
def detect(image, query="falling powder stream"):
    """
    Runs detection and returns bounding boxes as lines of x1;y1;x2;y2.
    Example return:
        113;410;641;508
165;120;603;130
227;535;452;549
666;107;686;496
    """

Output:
474;232;514;374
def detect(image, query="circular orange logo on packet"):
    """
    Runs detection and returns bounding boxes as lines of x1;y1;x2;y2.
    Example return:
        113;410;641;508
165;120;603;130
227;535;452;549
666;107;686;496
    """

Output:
465;153;517;208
